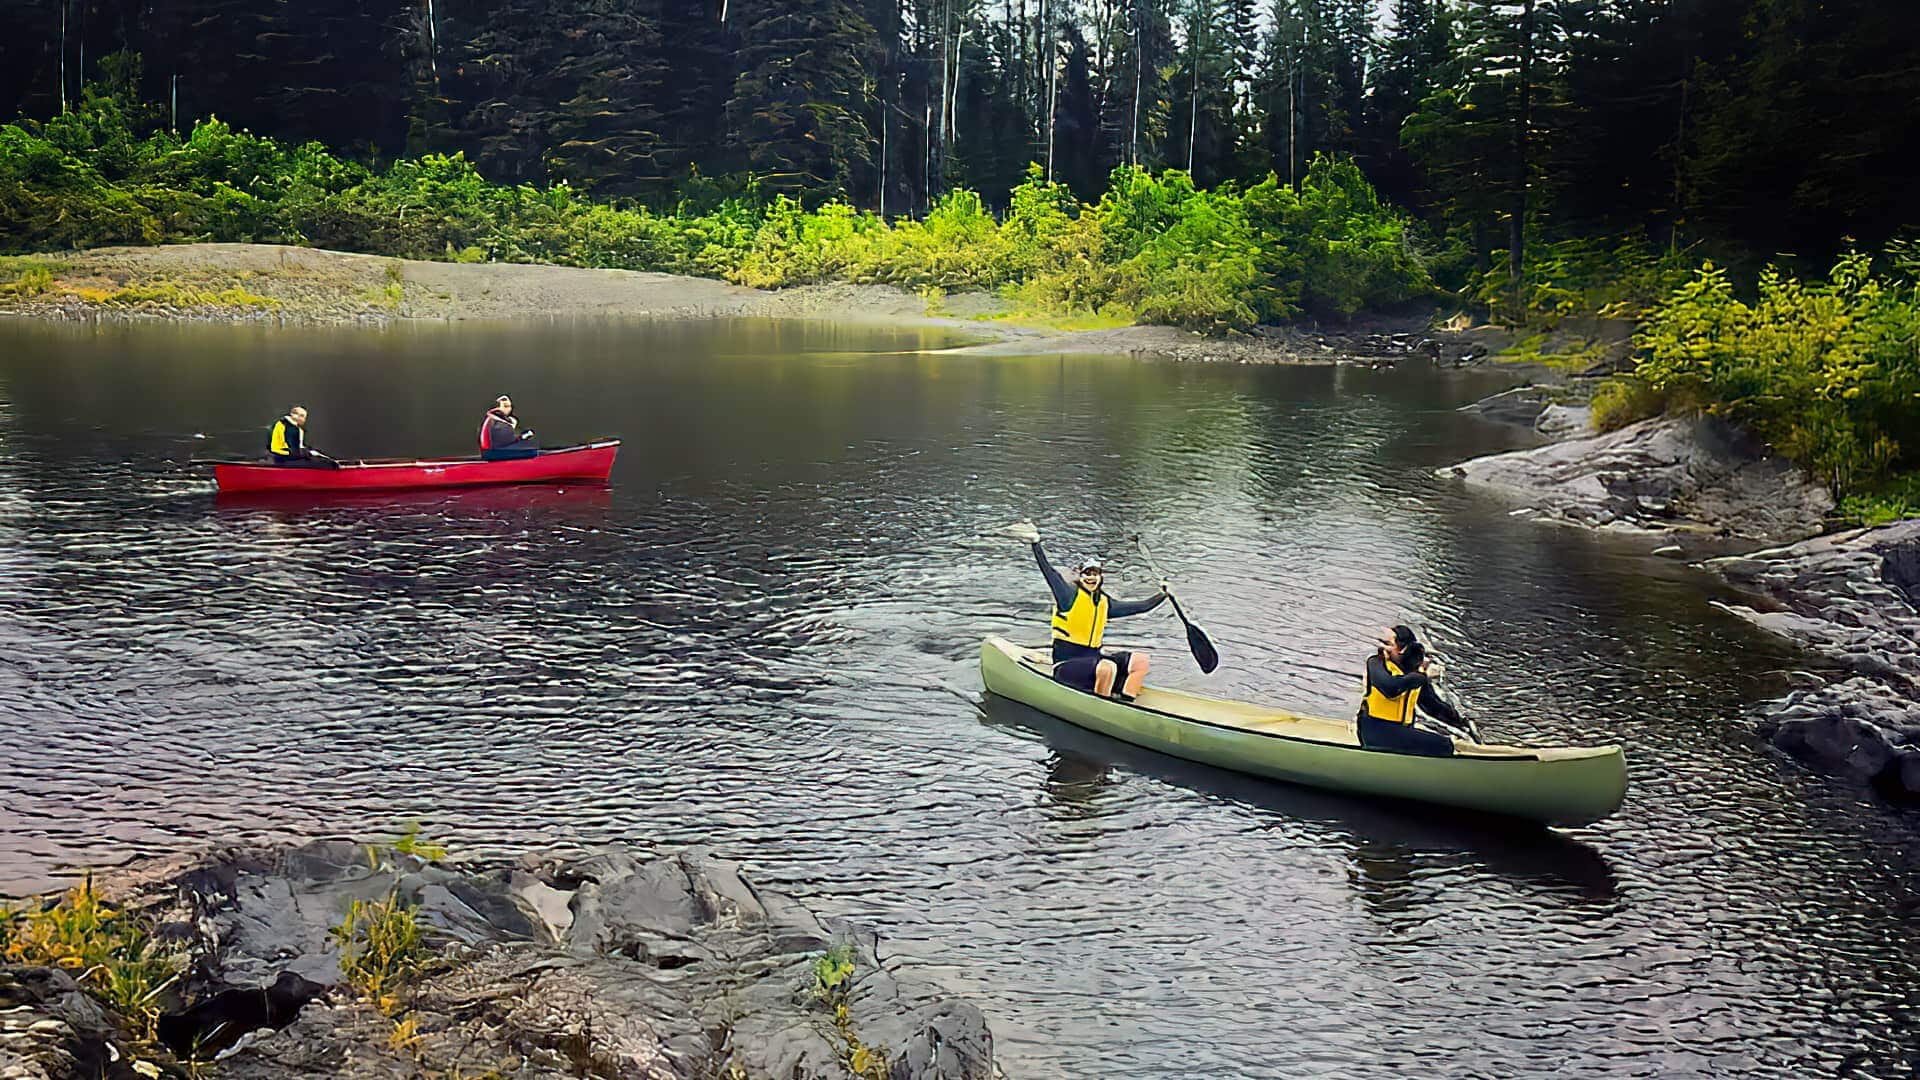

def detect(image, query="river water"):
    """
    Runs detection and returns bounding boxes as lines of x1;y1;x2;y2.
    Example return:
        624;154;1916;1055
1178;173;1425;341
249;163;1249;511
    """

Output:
1;318;1916;1077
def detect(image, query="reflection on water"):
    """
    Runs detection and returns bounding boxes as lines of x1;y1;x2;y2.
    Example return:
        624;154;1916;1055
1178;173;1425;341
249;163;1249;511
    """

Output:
2;318;1918;1077
976;694;1621;907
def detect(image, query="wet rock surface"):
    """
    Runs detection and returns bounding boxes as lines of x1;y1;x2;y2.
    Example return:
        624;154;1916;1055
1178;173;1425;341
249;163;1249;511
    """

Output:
1437;414;1834;544
6;843;992;1079
1702;520;1920;803
0;967;149;1080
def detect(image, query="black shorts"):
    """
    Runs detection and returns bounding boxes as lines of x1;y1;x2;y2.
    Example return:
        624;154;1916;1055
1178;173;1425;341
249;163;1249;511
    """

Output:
1052;650;1137;693
1356;712;1455;757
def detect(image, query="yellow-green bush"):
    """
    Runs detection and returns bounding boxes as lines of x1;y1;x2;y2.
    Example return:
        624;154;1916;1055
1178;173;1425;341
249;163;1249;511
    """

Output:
2;876;182;1037
1;73;1432;331
1635;254;1920;495
1589;377;1669;432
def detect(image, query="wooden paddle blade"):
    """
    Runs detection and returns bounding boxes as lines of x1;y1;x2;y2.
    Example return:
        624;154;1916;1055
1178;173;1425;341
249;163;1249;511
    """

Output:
1187;622;1221;673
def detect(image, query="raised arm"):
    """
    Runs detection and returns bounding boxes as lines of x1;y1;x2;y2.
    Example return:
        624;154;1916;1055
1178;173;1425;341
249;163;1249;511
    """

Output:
1107;591;1169;618
1032;542;1078;611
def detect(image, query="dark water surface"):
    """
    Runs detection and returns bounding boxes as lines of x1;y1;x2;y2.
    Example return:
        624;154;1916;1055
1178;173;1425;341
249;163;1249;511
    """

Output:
2;318;1917;1077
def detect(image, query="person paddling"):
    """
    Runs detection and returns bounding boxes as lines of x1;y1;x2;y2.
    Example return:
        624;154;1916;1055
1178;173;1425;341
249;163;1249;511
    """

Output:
479;395;537;461
1358;625;1469;756
266;405;335;467
1009;521;1168;701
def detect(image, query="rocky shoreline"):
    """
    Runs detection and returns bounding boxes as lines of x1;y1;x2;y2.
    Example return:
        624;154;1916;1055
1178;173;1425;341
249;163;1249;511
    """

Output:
1443;384;1835;548
1445;383;1920;808
1;841;992;1080
1701;521;1920;802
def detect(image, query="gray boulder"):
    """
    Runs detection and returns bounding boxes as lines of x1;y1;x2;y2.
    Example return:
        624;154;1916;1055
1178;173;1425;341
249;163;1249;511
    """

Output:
1437;415;1834;543
0;967;152;1080
1705;520;1920;805
110;843;995;1080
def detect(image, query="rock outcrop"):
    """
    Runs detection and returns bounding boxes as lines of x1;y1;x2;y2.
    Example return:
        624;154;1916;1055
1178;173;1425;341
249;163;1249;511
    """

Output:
1438;414;1834;543
1701;520;1920;802
5;843;994;1080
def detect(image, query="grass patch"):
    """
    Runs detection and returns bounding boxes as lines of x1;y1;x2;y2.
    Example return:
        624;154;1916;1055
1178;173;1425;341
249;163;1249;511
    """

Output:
1;874;184;1039
51;277;281;309
384;822;448;863
1496;331;1609;370
0;259;60;296
981;306;1137;333
330;892;426;1011
1589;376;1671;432
1838;472;1920;526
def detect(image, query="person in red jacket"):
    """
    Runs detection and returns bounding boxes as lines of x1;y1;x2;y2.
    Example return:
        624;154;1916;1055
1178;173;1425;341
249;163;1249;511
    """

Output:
479;395;538;461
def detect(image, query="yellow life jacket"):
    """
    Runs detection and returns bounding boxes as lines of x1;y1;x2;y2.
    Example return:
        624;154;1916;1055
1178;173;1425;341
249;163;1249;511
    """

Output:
268;417;296;456
1051;587;1110;649
1363;658;1421;724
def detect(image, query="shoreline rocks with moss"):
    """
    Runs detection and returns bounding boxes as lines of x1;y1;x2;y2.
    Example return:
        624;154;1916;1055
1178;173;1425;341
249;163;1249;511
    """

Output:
2;841;993;1080
1700;521;1920;803
1437;412;1835;545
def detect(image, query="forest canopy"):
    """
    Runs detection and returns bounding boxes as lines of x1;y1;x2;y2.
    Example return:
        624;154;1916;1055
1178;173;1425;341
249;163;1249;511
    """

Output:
1;0;1914;281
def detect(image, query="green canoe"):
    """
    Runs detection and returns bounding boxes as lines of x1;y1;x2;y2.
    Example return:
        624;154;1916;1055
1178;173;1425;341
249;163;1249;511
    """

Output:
979;637;1627;825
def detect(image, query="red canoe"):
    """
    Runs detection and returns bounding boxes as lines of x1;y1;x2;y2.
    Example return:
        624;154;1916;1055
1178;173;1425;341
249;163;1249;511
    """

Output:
213;439;620;494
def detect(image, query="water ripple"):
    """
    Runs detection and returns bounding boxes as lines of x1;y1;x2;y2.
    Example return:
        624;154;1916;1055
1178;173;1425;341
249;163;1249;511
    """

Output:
1;320;1917;1077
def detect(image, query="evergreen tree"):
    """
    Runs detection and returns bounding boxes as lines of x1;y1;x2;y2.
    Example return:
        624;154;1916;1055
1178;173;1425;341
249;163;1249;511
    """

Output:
724;0;876;198
545;0;670;195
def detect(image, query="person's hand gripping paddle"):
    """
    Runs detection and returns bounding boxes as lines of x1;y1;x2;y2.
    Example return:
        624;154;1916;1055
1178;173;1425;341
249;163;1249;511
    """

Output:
1131;535;1220;674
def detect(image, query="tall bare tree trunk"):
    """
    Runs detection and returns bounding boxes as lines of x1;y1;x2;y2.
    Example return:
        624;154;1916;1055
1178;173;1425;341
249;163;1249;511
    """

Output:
1509;0;1535;291
1130;0;1143;165
1187;7;1200;174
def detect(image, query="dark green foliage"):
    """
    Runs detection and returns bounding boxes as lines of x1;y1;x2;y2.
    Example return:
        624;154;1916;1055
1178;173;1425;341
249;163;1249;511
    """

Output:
1;0;1914;335
725;0;875;200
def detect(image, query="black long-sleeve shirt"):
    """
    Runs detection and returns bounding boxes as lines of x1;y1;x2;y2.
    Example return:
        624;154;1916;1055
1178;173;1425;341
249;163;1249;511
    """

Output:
1034;541;1167;636
482;410;531;450
1364;651;1463;728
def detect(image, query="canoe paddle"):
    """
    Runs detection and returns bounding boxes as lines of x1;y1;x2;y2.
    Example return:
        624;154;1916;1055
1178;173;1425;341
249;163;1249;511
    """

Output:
1131;536;1221;674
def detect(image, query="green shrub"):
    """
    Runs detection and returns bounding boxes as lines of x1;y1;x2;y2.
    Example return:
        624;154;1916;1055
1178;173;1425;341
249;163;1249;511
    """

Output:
0;71;1431;332
2;875;182;1038
1635;253;1920;494
331;892;425;1008
1473;235;1698;325
1838;472;1920;526
1589;377;1669;432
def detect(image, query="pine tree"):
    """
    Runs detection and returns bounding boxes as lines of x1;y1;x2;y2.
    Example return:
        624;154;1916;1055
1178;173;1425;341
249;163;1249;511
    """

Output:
724;0;877;198
545;0;670;195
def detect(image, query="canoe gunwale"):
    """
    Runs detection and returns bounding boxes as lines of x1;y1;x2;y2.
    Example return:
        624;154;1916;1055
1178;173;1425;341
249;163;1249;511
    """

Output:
207;438;621;471
999;650;1553;763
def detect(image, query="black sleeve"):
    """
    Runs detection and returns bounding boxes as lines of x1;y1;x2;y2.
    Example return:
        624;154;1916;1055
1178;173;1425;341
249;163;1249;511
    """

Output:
1033;542;1076;610
1107;592;1169;618
1365;652;1429;697
1416;687;1463;729
488;417;526;448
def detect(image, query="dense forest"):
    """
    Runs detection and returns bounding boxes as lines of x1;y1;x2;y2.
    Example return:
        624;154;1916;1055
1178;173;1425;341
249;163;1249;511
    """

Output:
1;0;1914;276
2;0;1918;520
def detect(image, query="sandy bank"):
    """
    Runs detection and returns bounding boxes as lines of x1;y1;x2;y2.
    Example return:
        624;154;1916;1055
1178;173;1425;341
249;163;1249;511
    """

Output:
1;243;1468;365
